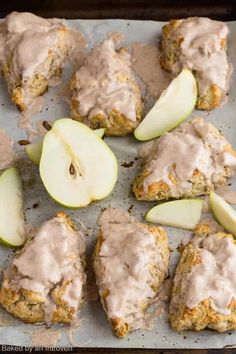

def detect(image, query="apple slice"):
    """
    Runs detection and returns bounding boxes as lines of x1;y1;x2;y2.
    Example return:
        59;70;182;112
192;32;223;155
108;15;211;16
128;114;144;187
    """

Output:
134;69;197;141
145;199;203;230
210;192;236;236
26;142;43;165
0;167;25;247
39;119;118;208
94;128;106;138
26;128;106;165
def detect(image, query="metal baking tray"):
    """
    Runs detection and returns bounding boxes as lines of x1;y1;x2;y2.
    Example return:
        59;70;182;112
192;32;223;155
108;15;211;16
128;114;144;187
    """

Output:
0;3;236;353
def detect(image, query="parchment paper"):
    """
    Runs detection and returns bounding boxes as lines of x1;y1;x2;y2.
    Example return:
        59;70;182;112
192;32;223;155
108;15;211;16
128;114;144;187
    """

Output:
0;19;235;349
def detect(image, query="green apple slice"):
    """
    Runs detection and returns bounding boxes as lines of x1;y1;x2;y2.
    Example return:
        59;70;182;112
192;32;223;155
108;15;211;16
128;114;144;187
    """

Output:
145;199;203;230
94;128;106;138
134;68;197;141
39;119;118;208
26;128;106;165
0;167;25;247
210;192;236;236
26;142;43;165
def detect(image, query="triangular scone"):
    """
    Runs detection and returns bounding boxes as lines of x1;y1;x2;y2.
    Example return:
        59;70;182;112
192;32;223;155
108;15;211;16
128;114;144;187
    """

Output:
160;17;231;110
93;208;169;337
170;224;236;332
0;212;86;324
70;39;143;136
0;12;75;111
133;117;236;201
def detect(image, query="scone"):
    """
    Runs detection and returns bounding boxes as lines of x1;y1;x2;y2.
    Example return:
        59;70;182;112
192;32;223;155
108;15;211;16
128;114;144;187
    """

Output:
0;212;86;324
0;12;73;111
170;224;236;332
133;116;236;201
70;39;143;136
93;208;169;337
160;17;231;110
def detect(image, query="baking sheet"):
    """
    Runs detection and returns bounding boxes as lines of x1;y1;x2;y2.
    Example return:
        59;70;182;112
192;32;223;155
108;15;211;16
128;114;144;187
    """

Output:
0;19;236;349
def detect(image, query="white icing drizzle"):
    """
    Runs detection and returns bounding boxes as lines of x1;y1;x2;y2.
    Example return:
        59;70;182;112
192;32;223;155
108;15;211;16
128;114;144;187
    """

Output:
17;96;44;138
62;277;83;309
0;12;66;81
185;234;236;315
162;17;232;100
107;31;125;44
141;117;236;197
71;39;140;122
95;208;166;328
216;185;236;204
5;215;86;323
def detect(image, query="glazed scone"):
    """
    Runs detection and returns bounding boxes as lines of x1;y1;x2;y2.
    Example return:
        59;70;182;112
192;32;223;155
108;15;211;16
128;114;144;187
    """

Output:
70;39;143;136
93;208;169;337
160;17;232;110
170;225;236;332
0;212;86;324
0;12;74;111
133;117;236;201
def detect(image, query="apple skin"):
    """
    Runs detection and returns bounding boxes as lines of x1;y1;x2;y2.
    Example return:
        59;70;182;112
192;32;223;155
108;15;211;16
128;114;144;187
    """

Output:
26;128;106;165
0;236;22;248
145;199;203;230
39;119;118;208
210;192;236;236
0;167;25;248
134;69;197;141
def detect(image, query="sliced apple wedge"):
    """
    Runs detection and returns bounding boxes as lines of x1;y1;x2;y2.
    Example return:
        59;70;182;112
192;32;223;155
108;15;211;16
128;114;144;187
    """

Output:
39;119;118;208
94;128;106;138
26;128;105;165
0;167;25;247
134;69;197;141
145;199;203;230
210;192;236;236
26;142;43;165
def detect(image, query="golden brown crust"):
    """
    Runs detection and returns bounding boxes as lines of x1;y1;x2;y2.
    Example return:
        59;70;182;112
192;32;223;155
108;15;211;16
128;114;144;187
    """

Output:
0;212;85;324
132;166;231;201
70;99;142;136
196;84;222;110
170;230;236;332
0;280;76;324
93;223;169;337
